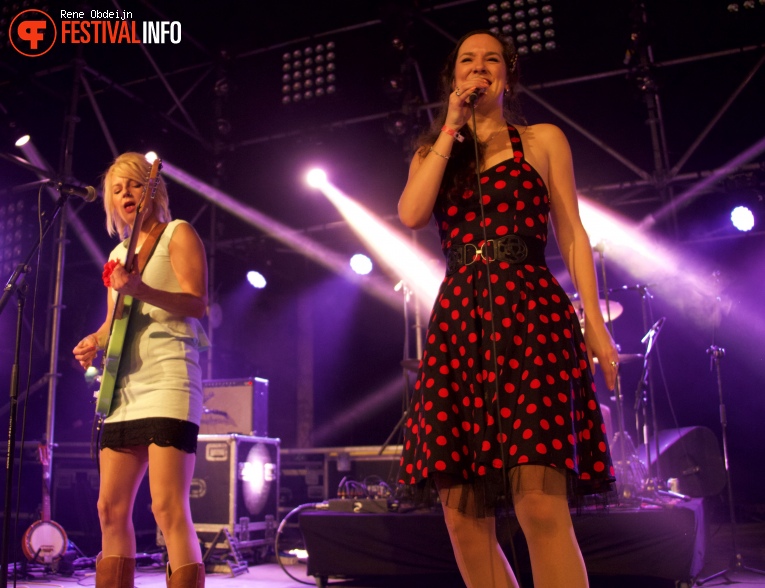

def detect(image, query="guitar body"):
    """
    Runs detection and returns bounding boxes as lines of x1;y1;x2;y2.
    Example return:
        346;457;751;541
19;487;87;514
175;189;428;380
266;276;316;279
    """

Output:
92;157;162;421
94;294;133;418
21;520;68;564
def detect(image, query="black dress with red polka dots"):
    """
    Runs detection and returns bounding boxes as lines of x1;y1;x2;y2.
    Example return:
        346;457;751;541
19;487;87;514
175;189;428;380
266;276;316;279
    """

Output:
398;124;615;508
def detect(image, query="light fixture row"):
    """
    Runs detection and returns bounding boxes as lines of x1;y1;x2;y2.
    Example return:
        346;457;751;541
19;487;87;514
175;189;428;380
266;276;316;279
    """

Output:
487;0;556;55
281;41;337;104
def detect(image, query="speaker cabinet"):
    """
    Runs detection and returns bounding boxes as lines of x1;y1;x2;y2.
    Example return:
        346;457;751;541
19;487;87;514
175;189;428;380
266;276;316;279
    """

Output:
200;377;268;436
637;426;726;497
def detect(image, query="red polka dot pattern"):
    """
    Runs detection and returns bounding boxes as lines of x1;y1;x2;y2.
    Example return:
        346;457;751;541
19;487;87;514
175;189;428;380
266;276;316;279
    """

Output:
399;124;614;498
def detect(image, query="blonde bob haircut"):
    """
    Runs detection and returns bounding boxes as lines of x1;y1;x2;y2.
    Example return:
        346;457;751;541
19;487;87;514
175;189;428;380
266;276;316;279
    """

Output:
102;152;171;239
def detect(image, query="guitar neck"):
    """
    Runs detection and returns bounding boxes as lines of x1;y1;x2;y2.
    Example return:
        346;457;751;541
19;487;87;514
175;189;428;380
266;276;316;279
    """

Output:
122;214;146;273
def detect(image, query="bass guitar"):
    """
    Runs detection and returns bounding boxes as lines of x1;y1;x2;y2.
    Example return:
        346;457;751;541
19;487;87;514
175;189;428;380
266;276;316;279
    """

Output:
94;157;162;420
21;441;68;564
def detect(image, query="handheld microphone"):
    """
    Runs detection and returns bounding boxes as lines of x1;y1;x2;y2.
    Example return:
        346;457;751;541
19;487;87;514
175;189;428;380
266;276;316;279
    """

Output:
51;181;98;203
466;87;486;104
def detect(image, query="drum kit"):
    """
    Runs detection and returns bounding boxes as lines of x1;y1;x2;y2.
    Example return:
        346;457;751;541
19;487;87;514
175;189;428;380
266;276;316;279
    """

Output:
572;288;683;503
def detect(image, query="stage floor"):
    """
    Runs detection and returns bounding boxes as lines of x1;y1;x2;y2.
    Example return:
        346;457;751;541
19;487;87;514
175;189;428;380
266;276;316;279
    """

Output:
6;513;765;587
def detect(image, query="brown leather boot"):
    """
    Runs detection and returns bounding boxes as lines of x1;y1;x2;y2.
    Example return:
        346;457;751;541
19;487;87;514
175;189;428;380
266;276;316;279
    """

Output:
95;552;136;588
167;562;205;588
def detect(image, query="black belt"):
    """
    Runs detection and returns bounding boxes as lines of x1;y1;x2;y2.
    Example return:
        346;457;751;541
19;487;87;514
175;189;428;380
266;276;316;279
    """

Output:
446;234;546;275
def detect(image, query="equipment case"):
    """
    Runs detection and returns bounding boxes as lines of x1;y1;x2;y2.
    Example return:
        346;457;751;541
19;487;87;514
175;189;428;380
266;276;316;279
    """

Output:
188;434;280;552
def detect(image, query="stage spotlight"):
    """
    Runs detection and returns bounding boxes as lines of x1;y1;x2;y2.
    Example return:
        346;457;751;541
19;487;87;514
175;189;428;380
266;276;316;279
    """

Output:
145;151;159;163
14;134;30;147
727;0;764;11
309;177;442;308
281;41;337;104
247;270;267;289
349;253;373;275
306;168;328;189
730;205;755;231
487;0;556;55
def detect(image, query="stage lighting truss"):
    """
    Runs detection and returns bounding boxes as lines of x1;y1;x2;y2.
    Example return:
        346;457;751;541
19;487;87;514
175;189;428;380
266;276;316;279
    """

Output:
0;197;35;278
487;0;556;56
281;41;337;105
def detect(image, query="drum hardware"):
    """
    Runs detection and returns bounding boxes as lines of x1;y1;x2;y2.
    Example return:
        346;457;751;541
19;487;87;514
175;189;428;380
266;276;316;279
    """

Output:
593;352;643;366
400;358;420;372
571;298;624;326
591;242;643;501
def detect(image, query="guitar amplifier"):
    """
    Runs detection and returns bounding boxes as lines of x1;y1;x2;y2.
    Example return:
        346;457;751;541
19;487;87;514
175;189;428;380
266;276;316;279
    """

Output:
186;434;280;551
200;378;268;436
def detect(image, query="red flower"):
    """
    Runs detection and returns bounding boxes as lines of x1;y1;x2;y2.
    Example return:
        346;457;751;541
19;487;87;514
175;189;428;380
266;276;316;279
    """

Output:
102;259;119;287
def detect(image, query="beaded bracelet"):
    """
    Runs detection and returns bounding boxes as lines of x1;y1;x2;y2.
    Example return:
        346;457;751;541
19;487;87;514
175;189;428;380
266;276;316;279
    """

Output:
428;146;449;160
441;125;465;142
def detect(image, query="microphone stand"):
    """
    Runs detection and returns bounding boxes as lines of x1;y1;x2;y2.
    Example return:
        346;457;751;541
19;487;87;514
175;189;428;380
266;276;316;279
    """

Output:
379;280;416;455
635;284;664;487
634;318;662;488
696;348;765;583
633;317;688;502
0;189;74;588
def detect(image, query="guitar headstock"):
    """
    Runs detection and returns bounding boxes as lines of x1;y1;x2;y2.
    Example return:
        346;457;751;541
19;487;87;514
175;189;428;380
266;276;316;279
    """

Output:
137;157;163;213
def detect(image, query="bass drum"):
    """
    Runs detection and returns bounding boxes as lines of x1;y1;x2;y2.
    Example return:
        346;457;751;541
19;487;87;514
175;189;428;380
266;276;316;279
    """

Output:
21;520;68;564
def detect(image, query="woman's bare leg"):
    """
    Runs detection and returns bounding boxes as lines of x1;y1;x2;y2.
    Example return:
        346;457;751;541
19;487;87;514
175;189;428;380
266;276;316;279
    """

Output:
148;444;202;571
511;465;588;588
435;477;519;588
98;447;149;556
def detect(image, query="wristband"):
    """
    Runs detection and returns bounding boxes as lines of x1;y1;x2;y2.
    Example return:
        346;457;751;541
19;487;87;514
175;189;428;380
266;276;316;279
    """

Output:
441;125;465;142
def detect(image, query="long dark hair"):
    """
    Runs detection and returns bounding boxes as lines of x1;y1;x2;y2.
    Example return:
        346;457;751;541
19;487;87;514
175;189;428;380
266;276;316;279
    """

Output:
414;30;522;202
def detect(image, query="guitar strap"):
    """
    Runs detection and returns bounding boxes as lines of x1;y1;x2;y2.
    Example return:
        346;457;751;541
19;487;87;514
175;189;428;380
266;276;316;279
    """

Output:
135;221;169;275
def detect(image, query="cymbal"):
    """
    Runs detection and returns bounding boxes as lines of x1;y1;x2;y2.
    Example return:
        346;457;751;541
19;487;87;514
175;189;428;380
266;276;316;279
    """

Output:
593;353;644;365
401;358;421;372
570;298;623;322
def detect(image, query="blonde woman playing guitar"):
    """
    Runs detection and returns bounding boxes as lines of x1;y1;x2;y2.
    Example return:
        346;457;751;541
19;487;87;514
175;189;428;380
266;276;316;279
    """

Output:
72;152;208;588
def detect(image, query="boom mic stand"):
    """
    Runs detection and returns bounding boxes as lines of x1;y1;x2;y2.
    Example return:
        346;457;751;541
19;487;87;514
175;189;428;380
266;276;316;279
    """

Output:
696;344;765;584
0;189;75;588
633;317;688;502
379;280;419;455
634;317;664;491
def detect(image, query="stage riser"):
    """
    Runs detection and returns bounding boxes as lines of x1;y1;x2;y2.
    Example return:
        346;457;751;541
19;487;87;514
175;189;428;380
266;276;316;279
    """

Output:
299;502;706;584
